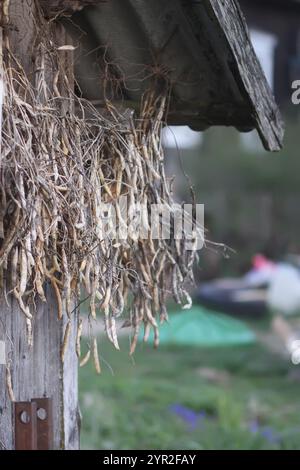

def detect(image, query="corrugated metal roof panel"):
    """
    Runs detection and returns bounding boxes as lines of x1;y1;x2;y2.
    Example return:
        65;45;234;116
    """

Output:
68;0;284;150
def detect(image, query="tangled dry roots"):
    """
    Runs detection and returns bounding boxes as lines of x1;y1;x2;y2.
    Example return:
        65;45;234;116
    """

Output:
0;20;199;369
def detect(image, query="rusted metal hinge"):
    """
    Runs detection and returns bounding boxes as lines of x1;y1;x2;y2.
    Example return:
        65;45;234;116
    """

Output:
14;398;53;450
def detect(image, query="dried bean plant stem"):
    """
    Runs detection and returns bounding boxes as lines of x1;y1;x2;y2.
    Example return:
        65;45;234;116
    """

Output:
0;7;201;368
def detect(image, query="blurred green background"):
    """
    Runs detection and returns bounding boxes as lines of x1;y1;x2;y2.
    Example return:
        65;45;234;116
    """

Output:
79;116;300;449
177;120;300;278
79;0;300;449
79;323;300;450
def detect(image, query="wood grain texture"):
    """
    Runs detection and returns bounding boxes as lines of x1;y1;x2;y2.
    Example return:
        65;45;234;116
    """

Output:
205;0;284;151
0;284;79;449
0;0;79;450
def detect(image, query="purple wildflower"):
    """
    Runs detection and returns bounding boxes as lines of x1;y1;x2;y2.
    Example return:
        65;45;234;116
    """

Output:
249;419;260;434
248;420;280;445
169;404;206;431
261;426;280;445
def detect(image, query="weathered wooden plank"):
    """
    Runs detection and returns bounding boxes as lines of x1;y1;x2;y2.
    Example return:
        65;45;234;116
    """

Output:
205;0;284;151
61;311;80;450
7;0;37;76
0;297;13;450
0;284;79;450
0;27;3;143
0;0;79;450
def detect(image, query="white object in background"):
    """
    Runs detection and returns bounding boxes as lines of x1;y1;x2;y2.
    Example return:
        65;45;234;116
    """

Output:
272;316;300;364
267;264;300;316
0;341;5;365
250;29;278;89
162;126;202;150
244;266;276;287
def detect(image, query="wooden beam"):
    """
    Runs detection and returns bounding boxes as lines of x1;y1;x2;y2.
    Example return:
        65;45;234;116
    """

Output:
0;0;79;450
0;22;4;159
39;0;105;18
205;0;285;151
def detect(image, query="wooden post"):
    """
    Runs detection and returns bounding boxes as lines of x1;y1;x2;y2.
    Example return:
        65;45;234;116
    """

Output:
0;0;79;450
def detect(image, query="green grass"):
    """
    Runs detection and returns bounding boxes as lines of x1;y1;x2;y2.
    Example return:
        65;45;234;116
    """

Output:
79;332;300;450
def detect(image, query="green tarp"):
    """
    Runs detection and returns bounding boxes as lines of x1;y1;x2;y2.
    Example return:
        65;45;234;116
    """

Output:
141;306;256;347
